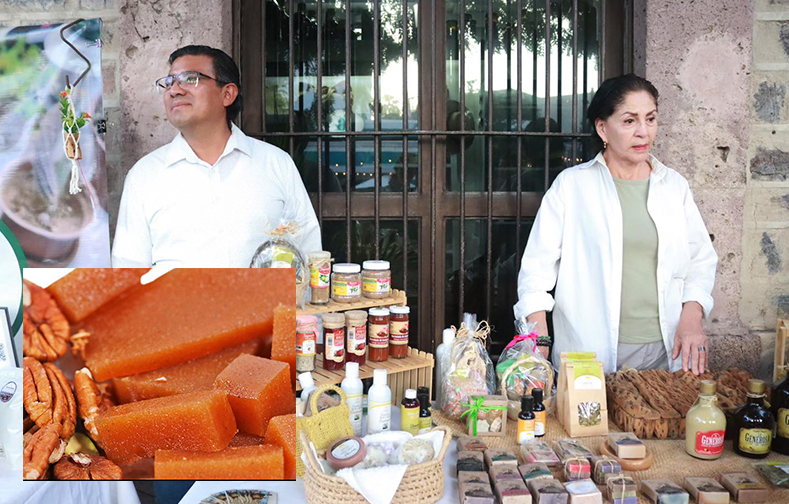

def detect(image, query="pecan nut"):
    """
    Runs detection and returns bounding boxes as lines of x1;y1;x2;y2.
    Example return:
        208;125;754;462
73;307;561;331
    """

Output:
23;357;76;439
23;424;64;480
23;280;70;362
74;367;113;442
54;453;123;480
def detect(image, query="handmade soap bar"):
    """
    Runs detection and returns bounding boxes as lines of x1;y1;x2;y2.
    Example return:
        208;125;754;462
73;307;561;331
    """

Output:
272;304;296;384
485;449;519;469
555;439;593;463
113;339;264;403
494;478;532;504
519;463;553;482
491;465;524;482
520;441;561;469
457;451;485;474
228;432;266;447
47;268;148;323
265;413;296;480
564;479;603;504
718;473;769;503
465;394;508;437
563;458;591;481
458;471;492;486
458;436;488;452
84;269;294;381
683;478;730;504
215;354;294;436
591;455;621;485
95;389;237;465
154;444;284;479
606;475;638;504
641;480;690;504
459;481;495;504
607;432;646;459
528;478;569;504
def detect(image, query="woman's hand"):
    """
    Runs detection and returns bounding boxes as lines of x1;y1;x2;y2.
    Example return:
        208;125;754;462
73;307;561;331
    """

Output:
671;301;708;375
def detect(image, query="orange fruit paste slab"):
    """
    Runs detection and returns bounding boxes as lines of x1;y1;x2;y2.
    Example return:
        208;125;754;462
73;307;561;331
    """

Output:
47;268;148;323
112;339;265;403
228;432;266;448
214;354;295;436
83;268;294;381
265;413;296;480
272;304;296;385
95;389;237;465
154;444;284;480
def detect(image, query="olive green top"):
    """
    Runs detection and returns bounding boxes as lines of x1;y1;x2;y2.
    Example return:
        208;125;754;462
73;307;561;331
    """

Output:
613;176;662;344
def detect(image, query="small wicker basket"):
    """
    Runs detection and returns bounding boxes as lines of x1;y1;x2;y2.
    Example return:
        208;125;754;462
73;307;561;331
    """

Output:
300;425;452;504
296;384;354;477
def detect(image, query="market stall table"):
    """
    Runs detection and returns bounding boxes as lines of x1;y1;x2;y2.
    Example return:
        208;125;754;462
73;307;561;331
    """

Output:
181;407;789;504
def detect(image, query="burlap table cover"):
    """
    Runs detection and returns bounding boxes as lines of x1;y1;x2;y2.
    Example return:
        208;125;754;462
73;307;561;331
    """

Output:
433;408;789;503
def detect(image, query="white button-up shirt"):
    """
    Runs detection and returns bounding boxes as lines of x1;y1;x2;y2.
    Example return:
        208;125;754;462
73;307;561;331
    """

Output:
112;124;322;268
514;152;718;372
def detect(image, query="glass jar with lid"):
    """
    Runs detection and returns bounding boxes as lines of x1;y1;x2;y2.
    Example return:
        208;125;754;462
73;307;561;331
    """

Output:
322;313;346;371
332;263;362;303
389;305;410;359
308;251;332;305
368;307;390;362
362;260;391;299
345;310;368;366
296;315;319;373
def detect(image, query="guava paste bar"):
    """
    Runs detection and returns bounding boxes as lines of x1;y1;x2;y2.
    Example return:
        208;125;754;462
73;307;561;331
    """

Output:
95;389;237;465
47;268;149;323
112;338;265;403
83;268;295;381
154;444;284;480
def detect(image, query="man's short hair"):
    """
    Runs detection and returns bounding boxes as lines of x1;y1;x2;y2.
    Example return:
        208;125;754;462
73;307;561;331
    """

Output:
168;45;242;129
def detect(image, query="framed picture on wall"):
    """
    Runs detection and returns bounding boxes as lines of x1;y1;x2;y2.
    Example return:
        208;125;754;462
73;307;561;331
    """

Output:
0;307;16;369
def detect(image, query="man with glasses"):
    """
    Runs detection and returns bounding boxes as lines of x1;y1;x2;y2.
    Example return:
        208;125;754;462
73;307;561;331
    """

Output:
112;45;321;268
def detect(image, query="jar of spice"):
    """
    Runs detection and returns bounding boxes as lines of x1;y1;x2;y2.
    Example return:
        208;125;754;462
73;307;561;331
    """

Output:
308;251;332;305
332;263;362;303
389;305;410;359
362;260;391;299
345;310;368;366
322;313;346;371
368;307;390;362
296;315;318;373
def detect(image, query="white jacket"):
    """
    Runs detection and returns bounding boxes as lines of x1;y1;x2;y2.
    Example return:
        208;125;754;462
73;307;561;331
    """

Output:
514;152;718;373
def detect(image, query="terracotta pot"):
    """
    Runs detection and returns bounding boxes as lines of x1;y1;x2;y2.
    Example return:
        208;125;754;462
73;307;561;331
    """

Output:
63;131;82;160
0;158;94;262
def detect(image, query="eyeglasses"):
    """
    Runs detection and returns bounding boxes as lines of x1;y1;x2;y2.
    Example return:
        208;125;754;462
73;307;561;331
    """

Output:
155;71;224;91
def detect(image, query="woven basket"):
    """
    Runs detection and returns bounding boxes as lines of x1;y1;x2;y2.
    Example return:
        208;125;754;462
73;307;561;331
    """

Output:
296;384;354;478
300;425;452;504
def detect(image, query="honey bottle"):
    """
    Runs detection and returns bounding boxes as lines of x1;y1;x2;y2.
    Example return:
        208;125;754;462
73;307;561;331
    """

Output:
733;379;774;459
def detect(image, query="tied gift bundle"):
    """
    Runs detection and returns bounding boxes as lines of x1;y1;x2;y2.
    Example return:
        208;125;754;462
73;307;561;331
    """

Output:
557;352;608;437
460;395;508;437
441;321;496;418
497;317;555;420
249;221;309;307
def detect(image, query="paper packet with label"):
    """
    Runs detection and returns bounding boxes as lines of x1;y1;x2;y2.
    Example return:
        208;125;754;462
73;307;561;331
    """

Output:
0;367;22;470
556;352;608;437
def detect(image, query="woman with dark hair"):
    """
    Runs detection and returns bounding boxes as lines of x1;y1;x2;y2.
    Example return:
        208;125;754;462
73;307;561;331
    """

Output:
514;74;718;374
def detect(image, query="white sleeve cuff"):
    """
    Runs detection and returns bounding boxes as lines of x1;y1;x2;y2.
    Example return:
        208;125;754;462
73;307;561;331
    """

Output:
513;292;555;320
681;284;714;319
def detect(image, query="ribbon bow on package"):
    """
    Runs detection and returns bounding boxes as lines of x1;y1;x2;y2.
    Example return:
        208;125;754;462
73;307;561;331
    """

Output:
460;395;508;437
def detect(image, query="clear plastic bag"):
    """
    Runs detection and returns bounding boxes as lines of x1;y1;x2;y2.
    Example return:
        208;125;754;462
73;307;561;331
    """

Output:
441;320;496;418
249;221;309;307
496;317;555;418
0;367;22;470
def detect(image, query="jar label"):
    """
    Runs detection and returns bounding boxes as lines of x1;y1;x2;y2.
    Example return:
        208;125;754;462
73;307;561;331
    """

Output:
419;415;432;434
779;408;789;439
363;276;391;294
390;320;409;345
369;322;389;348
517;418;536;444
534;411;546;436
310;265;330;289
347;325;366;356
296;330;316;357
695;430;725;456
739;428;772;455
331;439;360;460
325;327;345;363
333;280;361;297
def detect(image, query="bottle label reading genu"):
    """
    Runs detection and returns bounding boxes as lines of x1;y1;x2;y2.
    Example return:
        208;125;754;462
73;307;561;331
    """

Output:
695;430;725;456
739;428;772;455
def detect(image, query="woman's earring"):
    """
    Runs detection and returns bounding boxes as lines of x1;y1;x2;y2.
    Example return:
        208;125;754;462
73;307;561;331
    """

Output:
603;141;608;150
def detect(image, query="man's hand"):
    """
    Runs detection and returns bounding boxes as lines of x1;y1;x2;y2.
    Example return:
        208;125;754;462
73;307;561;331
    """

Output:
527;311;551;360
671;301;708;375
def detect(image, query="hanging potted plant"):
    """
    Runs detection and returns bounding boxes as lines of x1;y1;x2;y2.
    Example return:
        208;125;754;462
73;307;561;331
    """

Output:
60;87;90;160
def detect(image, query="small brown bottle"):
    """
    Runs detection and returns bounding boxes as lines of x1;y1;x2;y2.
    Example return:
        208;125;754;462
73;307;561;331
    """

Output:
733;379;775;459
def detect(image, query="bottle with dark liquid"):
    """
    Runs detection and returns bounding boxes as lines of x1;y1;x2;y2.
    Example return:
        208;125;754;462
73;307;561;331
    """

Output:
733;379;774;459
771;369;789;455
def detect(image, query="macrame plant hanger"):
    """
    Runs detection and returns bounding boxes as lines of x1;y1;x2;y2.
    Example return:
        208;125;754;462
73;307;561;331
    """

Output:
59;19;91;195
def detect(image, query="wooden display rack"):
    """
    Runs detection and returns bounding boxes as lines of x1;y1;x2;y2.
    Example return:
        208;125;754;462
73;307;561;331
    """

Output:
295;289;434;400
